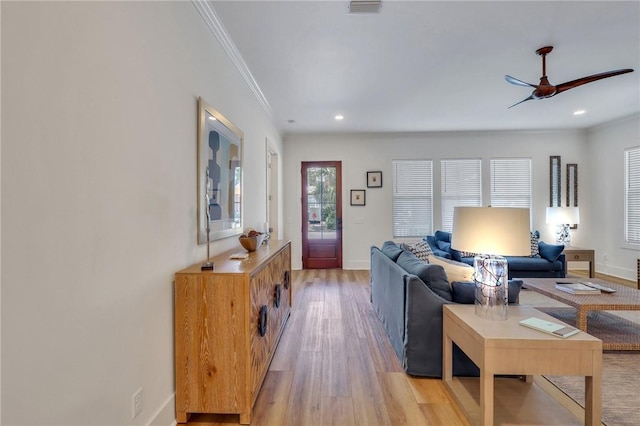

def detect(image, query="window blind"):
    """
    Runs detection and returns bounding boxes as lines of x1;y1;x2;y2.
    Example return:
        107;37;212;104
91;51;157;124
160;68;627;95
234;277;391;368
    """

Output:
441;159;482;232
490;158;532;217
626;147;640;245
392;160;433;237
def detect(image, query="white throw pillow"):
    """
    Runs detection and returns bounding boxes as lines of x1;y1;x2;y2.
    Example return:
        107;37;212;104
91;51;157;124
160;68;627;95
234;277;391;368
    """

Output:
429;255;474;285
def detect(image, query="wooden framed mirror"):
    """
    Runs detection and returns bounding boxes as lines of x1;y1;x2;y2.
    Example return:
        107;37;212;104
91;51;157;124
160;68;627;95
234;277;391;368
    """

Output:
550;156;561;207
566;163;578;229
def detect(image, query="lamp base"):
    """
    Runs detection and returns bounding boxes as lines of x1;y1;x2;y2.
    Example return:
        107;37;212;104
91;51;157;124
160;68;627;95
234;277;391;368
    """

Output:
474;254;509;320
555;224;571;245
201;261;214;271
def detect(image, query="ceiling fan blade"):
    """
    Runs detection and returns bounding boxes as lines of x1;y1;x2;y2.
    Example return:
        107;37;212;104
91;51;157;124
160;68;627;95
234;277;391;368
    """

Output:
508;95;535;109
505;75;537;88
555;68;634;94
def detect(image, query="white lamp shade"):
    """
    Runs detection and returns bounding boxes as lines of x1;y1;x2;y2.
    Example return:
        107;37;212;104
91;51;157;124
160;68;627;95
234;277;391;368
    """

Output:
546;207;580;225
451;207;531;256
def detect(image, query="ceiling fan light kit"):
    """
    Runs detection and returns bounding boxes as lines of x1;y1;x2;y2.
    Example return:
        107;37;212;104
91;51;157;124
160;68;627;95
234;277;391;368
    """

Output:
505;45;634;108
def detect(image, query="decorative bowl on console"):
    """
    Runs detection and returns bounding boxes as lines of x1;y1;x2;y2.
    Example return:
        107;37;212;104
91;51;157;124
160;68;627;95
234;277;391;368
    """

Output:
239;231;266;252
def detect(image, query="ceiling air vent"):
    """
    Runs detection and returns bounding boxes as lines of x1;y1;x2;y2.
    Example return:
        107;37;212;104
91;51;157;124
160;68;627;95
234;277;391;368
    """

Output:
348;0;382;14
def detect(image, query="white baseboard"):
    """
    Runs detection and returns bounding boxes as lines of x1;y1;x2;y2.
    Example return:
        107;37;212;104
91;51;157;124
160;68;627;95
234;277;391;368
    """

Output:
595;262;636;283
149;393;176;426
343;260;369;270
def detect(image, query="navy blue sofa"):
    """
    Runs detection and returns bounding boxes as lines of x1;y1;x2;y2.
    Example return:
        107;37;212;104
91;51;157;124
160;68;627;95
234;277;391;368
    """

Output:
425;230;566;279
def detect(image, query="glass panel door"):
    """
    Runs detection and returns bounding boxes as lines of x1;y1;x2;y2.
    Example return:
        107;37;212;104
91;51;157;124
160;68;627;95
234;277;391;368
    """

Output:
302;162;342;269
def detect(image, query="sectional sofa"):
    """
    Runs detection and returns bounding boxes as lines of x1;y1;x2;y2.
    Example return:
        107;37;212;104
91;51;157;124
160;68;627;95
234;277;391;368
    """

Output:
370;241;523;378
425;230;566;278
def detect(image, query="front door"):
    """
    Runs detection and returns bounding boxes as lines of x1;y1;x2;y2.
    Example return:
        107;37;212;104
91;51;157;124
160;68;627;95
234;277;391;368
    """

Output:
301;161;342;269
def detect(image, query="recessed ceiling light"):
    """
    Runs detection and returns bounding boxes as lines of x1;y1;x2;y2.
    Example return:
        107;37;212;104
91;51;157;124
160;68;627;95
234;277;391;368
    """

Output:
573;110;586;115
208;116;217;121
335;115;344;121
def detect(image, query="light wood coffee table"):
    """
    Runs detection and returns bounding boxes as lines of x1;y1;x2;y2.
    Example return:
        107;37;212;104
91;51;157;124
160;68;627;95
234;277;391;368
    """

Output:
443;305;602;426
524;278;640;350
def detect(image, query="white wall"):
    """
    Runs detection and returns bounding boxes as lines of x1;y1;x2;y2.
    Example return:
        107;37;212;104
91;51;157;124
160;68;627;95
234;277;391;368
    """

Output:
586;113;640;281
284;130;588;270
1;2;281;425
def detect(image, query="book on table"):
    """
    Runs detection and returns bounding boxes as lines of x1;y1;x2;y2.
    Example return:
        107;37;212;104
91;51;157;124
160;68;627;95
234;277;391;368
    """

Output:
519;317;580;338
555;282;601;295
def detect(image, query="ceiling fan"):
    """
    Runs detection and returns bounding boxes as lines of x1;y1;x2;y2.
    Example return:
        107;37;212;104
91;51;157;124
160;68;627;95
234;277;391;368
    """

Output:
505;46;634;108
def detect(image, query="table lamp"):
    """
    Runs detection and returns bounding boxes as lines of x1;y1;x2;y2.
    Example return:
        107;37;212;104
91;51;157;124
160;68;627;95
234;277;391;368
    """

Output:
546;206;580;245
451;207;531;320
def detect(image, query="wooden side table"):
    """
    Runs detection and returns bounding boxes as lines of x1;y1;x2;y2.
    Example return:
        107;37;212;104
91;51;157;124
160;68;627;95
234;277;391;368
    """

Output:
564;246;595;278
443;305;602;426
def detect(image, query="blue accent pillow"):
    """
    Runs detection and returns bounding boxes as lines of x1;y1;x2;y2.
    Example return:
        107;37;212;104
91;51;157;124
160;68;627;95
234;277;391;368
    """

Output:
434;230;451;243
396;251;452;301
450;247;463;262
381;241;403;262
437;240;451;252
451;279;523;304
538;241;564;261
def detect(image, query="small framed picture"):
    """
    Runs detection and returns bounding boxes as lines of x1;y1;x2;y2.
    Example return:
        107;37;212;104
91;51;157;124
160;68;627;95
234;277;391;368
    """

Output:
367;171;383;188
350;189;366;206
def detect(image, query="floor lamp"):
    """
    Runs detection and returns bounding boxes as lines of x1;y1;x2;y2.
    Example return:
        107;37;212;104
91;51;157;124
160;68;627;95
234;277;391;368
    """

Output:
451;207;531;320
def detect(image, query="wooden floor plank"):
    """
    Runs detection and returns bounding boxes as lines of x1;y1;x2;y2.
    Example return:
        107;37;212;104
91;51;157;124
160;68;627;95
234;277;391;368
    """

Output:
319;396;356;425
376;372;429;425
407;376;452;405
251;371;294;426
286;349;324;425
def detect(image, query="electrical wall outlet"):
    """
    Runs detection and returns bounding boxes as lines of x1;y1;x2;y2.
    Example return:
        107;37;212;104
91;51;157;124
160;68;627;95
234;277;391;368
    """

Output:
132;387;143;419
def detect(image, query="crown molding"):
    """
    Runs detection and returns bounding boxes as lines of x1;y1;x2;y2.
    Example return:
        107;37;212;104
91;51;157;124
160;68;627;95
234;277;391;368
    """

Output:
192;0;272;116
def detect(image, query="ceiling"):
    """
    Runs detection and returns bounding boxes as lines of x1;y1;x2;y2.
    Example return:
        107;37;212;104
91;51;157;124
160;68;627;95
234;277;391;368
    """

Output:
210;1;640;134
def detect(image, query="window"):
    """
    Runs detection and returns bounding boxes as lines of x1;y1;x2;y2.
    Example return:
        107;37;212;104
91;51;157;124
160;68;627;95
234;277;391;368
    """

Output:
626;147;640;245
392;160;433;237
490;158;532;221
441;159;482;232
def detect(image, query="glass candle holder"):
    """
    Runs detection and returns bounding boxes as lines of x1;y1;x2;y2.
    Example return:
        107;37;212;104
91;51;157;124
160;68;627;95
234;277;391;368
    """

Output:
474;254;509;320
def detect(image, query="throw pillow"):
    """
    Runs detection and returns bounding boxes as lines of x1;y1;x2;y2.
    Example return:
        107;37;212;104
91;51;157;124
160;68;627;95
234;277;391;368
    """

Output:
437;240;451;253
538;241;564;261
451;281;476;304
451;279;523;304
380;241;403;262
429;255;474;285
396;251;452;301
407;240;433;262
434;230;451;243
530;231;540;257
449;247;463;262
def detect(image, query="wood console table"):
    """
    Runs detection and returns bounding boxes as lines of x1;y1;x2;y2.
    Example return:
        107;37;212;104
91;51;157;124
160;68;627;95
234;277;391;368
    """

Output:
174;240;291;424
564;246;595;278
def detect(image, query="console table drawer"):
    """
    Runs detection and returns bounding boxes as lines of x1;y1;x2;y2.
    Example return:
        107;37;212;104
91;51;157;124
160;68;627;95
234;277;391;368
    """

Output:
567;251;592;261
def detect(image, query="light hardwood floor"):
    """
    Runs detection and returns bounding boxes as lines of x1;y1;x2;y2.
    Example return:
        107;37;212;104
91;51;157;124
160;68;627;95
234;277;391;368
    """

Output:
184;269;468;426
183;268;634;426
568;269;636;287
